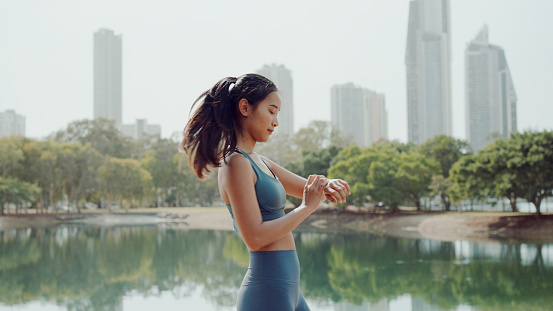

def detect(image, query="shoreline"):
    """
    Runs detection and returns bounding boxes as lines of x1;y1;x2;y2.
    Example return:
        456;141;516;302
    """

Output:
1;208;553;243
299;210;553;243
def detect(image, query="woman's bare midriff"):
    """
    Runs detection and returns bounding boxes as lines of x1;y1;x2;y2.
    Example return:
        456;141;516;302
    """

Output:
255;231;296;252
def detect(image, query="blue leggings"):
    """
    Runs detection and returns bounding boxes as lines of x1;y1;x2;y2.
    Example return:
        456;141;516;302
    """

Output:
237;250;310;311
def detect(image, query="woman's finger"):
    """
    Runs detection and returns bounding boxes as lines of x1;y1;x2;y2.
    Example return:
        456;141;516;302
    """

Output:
329;182;346;202
325;193;337;204
338;180;351;195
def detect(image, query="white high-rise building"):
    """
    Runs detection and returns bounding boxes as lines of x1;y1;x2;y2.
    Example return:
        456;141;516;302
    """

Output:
364;90;388;146
94;29;122;128
121;119;161;141
405;0;452;144
0;109;25;138
331;83;388;147
256;64;294;136
465;25;517;151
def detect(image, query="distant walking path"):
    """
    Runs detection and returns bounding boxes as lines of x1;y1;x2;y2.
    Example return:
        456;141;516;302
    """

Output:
2;208;553;242
0;208;233;231
300;210;553;243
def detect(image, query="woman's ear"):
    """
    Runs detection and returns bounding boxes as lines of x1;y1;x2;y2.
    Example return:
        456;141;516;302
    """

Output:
238;98;250;116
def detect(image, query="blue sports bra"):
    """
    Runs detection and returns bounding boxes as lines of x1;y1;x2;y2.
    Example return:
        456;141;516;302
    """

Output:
225;148;287;231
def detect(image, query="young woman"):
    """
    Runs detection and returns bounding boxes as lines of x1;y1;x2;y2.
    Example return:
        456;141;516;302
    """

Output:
181;73;350;311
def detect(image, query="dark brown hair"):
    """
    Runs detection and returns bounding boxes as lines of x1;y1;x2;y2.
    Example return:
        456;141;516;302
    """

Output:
181;73;278;178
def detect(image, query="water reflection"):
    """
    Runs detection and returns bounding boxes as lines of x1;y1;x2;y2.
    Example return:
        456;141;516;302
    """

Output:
1;225;553;311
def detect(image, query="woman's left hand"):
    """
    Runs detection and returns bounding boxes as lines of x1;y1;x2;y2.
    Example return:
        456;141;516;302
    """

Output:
323;179;351;204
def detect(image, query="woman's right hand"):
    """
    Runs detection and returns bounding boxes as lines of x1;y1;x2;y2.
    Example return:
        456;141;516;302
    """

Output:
302;175;329;212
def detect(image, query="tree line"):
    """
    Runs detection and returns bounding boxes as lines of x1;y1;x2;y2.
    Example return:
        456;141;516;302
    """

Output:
1;117;551;217
277;126;552;217
0;118;217;214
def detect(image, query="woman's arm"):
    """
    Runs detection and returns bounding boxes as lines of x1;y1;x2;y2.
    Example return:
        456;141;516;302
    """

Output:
261;156;351;204
222;155;327;251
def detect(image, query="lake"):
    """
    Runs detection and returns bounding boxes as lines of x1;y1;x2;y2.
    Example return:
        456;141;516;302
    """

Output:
1;224;552;311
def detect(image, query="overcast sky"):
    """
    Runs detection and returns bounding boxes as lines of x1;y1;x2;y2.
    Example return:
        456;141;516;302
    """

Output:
1;0;552;142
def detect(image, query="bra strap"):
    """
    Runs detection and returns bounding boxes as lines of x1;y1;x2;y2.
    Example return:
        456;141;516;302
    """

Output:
235;148;262;178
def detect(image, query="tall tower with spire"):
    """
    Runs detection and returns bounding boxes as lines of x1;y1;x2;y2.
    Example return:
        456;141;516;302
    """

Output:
465;25;517;151
405;0;452;144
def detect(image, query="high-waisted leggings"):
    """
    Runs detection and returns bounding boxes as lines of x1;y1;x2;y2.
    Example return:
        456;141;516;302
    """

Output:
237;250;310;311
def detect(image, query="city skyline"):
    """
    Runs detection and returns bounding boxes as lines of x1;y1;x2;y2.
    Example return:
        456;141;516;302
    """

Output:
1;1;552;142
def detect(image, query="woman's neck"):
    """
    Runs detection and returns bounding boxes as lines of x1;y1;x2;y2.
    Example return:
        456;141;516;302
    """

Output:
236;134;256;154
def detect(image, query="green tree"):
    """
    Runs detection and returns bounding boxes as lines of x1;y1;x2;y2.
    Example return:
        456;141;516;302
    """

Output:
285;146;343;207
371;139;416;156
98;157;153;211
331;145;362;165
0;177;41;215
417;135;472;178
57;143;103;213
476;139;522;212
9;138;48;212
256;120;353;167
175;152;196;206
291;120;354;154
418;135;471;211
328;147;382;209
396;152;440;210
468;131;553;216
0;137;23;178
11;138;41;182
449;155;489;209
512;131;553;217
328;142;431;211
141;137;181;207
53;118;134;158
175;153;219;207
367;149;404;211
36;143;65;212
430;175;453;211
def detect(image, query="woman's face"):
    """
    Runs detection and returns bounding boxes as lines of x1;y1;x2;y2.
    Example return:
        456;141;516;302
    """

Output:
243;91;281;143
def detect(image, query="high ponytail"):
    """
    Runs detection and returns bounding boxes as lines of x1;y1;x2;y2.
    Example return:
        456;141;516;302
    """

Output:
181;73;278;179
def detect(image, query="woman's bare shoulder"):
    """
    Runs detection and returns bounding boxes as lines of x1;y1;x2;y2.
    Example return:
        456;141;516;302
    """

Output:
221;152;247;167
219;152;252;179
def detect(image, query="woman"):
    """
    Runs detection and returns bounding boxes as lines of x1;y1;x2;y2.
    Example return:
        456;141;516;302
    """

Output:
181;73;350;311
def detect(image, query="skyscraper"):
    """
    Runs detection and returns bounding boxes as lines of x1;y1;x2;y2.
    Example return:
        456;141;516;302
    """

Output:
331;83;388;147
256;64;294;136
0;109;25;138
363;90;388;146
94;28;122;128
465;25;517;151
405;0;452;144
